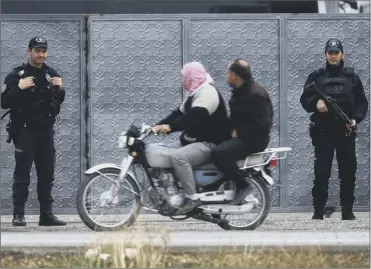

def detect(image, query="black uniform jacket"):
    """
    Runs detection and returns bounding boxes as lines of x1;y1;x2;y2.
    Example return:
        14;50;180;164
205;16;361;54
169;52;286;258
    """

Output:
300;64;368;125
1;62;65;128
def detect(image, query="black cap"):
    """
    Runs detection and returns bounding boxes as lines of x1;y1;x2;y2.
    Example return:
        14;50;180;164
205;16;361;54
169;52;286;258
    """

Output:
28;36;48;50
325;38;343;53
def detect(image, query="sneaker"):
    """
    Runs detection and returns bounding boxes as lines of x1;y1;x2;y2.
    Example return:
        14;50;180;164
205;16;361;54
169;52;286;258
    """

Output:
175;198;202;215
12;214;26;227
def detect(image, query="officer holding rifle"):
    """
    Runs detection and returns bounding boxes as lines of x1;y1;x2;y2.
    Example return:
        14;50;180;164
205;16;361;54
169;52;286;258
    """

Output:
300;38;368;221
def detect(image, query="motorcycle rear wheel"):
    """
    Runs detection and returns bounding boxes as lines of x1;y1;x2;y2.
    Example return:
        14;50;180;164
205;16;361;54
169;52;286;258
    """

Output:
212;176;270;231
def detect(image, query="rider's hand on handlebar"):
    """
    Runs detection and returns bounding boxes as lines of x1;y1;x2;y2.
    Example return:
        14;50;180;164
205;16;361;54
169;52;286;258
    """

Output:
152;124;171;135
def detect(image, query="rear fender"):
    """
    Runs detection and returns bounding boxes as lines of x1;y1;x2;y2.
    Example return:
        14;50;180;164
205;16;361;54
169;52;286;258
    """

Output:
84;163;142;192
252;166;275;186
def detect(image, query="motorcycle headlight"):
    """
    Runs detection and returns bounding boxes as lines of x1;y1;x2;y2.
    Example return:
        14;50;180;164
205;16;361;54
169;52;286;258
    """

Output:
118;132;127;148
127;137;135;146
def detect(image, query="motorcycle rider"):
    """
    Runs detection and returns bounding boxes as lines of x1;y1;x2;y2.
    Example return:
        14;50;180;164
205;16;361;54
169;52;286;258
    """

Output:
149;61;230;214
211;58;274;205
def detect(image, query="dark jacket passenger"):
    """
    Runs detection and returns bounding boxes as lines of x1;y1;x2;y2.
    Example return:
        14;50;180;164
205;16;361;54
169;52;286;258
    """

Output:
229;81;274;148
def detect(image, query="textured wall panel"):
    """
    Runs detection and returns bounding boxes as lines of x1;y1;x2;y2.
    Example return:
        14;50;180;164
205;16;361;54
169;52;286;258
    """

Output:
89;19;183;198
189;19;281;207
0;18;83;212
2;15;369;213
286;18;370;207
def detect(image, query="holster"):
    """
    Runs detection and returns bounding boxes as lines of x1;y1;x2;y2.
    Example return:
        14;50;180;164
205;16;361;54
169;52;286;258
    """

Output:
309;122;317;147
5;120;18;144
49;99;61;117
5;120;13;144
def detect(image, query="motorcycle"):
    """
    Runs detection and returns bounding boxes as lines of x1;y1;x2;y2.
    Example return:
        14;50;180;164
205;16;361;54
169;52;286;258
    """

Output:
76;123;291;231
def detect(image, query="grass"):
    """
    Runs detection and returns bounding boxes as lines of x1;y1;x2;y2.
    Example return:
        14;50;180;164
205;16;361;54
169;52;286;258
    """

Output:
1;225;369;268
2;248;369;268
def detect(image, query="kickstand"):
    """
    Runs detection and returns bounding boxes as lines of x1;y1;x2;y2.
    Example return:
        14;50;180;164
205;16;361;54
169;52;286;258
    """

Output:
325;206;335;218
273;180;284;187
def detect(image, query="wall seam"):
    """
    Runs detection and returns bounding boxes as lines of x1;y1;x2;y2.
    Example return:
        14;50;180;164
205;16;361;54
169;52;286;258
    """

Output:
83;15;90;171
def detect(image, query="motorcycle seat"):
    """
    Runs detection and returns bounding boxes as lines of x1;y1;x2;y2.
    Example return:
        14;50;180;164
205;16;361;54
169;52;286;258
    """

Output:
196;151;267;170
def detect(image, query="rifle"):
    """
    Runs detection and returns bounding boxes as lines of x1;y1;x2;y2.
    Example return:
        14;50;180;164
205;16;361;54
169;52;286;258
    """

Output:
1;109;10;120
307;81;357;134
1;110;12;143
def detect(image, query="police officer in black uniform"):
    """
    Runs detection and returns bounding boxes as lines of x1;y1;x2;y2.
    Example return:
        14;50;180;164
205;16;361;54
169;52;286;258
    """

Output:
300;38;368;221
1;37;66;226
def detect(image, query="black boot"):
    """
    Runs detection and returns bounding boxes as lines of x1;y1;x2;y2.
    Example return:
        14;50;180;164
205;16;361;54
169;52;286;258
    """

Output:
230;182;253;205
341;205;356;220
39;213;67;226
12;214;26;227
312;213;324;220
39;200;67;226
312;206;324;220
342;212;356;220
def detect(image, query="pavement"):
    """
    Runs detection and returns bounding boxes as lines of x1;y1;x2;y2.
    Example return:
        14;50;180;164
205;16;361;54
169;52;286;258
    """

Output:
1;212;370;253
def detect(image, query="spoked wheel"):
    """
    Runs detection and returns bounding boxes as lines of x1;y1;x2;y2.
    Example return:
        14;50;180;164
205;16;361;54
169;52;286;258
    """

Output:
76;168;141;231
212;176;270;230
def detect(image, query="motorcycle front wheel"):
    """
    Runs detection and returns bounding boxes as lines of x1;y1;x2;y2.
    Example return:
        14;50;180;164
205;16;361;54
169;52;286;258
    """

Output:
76;167;141;231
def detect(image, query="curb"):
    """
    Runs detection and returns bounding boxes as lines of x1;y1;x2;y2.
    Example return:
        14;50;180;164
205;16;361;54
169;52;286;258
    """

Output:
1;230;369;253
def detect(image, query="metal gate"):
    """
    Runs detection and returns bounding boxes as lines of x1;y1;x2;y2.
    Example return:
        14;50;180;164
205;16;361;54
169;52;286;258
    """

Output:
1;14;369;214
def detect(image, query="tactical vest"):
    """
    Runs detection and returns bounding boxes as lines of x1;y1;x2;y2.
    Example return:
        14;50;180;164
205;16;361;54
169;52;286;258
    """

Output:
315;67;354;117
11;63;60;127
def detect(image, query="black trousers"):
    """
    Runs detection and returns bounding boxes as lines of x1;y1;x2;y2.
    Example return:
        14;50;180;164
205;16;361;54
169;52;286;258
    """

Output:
311;122;357;213
211;138;267;187
12;125;56;216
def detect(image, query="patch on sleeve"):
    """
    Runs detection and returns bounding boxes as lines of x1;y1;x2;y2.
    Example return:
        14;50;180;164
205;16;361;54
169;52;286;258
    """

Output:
1;84;6;93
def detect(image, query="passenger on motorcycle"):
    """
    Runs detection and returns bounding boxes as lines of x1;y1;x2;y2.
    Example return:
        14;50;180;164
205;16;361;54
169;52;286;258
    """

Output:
148;61;230;214
211;58;274;205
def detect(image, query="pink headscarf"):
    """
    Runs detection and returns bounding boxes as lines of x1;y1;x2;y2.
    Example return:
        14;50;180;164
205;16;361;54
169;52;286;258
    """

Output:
181;61;209;95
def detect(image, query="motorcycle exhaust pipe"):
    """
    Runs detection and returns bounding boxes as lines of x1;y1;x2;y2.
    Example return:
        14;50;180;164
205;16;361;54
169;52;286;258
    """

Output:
199;202;255;215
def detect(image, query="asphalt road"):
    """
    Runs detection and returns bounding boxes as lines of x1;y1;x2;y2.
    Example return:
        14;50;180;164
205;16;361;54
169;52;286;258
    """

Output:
2;213;369;252
1;212;369;233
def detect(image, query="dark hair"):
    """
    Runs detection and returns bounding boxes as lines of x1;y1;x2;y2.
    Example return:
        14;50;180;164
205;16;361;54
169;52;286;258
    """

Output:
229;58;254;83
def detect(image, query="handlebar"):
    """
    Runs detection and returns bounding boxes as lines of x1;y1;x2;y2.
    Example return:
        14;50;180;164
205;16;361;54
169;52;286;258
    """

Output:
125;123;167;141
139;129;154;140
138;124;158;140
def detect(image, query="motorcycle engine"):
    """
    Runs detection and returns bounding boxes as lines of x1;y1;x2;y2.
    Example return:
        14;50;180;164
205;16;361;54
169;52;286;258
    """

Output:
167;193;184;208
150;168;185;211
159;171;185;208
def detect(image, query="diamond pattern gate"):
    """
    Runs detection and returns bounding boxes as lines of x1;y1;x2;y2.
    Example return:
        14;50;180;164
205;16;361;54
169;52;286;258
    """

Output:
1;14;369;214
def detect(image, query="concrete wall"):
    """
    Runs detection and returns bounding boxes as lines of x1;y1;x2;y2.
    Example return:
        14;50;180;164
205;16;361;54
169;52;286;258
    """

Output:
1;14;369;214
